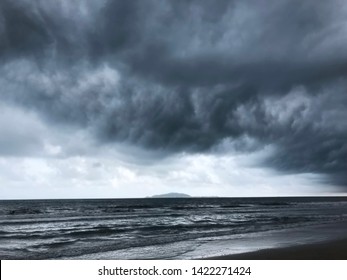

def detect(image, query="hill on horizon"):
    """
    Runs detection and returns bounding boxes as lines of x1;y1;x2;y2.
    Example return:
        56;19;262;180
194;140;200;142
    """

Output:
148;192;191;198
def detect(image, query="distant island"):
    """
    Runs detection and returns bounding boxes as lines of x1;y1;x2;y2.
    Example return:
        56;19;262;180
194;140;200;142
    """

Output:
147;192;191;198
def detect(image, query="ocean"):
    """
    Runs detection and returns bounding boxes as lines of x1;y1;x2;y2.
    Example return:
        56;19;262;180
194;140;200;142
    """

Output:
1;197;347;259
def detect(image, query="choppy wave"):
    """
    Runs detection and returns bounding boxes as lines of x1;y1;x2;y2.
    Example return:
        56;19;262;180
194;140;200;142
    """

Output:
7;208;43;215
1;197;347;259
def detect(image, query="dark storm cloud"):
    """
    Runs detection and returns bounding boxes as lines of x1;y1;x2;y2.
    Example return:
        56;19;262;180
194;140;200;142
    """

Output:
0;0;346;187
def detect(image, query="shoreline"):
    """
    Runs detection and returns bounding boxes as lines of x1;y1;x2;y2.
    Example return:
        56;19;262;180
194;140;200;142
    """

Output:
203;237;347;260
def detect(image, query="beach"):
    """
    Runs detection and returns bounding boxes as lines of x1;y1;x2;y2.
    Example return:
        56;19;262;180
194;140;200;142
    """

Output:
206;238;347;260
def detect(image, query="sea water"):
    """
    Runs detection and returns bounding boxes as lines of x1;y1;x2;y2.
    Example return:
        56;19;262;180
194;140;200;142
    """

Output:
1;197;347;259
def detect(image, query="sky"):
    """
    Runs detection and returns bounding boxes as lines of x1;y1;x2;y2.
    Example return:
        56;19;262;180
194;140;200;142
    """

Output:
0;0;346;199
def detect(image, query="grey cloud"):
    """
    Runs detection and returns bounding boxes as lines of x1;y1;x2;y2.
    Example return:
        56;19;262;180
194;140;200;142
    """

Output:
0;0;347;188
0;103;46;156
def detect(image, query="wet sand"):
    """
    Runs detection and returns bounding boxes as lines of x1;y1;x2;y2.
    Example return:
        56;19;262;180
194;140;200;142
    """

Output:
205;238;347;260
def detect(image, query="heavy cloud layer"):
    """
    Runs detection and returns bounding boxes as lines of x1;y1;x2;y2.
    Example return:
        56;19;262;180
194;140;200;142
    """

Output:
0;0;346;189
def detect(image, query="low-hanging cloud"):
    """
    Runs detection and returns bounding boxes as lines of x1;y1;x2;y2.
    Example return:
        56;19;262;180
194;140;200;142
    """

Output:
0;0;346;189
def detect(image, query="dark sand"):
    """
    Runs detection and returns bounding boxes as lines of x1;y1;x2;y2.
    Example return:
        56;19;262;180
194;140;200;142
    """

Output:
205;238;347;260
